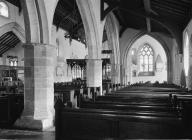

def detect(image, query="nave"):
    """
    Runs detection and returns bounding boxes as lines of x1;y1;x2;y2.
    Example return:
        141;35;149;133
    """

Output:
1;0;192;139
55;83;192;139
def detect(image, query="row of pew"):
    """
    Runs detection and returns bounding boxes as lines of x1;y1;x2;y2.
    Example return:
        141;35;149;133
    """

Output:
54;82;123;106
0;94;24;127
55;85;192;139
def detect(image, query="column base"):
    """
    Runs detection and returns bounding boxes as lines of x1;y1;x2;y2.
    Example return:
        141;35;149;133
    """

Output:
14;116;54;131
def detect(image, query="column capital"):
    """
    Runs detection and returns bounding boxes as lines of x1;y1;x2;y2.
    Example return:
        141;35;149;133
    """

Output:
24;43;57;59
23;43;56;49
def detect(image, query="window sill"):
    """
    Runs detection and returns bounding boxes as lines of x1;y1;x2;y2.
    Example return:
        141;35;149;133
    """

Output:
138;72;155;76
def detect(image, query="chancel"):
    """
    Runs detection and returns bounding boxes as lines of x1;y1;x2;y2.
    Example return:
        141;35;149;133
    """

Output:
0;0;192;139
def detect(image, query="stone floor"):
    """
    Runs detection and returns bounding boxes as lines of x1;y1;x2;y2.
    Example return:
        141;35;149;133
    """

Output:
0;128;55;140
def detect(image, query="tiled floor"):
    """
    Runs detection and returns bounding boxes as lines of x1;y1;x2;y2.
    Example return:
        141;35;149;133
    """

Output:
0;128;55;140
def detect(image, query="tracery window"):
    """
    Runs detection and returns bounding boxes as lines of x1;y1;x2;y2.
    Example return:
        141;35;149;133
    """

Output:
139;44;154;72
0;2;9;17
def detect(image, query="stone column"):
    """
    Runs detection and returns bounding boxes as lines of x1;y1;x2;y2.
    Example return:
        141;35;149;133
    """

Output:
15;43;56;130
116;64;121;84
111;64;121;84
120;64;125;86
86;59;103;95
111;63;116;84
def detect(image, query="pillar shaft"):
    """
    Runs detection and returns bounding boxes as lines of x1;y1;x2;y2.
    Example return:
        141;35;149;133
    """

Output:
86;59;102;95
111;64;121;84
15;43;56;130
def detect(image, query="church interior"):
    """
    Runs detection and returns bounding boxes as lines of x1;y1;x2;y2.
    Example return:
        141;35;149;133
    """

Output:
0;0;192;139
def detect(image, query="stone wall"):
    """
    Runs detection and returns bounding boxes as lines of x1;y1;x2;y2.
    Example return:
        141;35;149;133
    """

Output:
183;19;192;89
51;26;88;82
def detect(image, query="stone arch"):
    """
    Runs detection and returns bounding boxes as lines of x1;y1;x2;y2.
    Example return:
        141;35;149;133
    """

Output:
105;13;120;65
76;0;105;59
21;1;40;43
22;0;58;44
105;13;120;83
122;32;172;83
0;22;25;42
33;0;49;44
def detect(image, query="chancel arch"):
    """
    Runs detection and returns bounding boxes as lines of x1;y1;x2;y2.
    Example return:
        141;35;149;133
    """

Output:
124;34;169;84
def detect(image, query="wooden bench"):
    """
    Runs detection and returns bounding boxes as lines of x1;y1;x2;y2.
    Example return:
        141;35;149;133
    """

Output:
80;100;178;113
0;94;24;127
170;94;192;127
55;104;187;139
95;96;172;107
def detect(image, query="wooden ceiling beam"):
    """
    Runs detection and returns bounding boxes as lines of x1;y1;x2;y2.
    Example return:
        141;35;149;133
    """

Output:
70;22;83;34
143;0;151;32
152;5;186;17
153;0;190;10
8;38;20;47
173;0;192;5
0;34;12;44
0;47;12;56
55;8;78;24
0;45;11;53
114;9;127;26
0;35;13;44
63;0;75;9
152;1;186;15
101;0;119;20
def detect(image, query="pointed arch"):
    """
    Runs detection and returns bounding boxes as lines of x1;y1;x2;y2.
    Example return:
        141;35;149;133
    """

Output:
22;0;58;44
122;32;172;83
76;0;105;59
105;13;120;65
105;13;120;83
0;22;25;42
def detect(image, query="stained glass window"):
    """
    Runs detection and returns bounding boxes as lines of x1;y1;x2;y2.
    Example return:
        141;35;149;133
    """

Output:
0;2;8;17
139;44;154;72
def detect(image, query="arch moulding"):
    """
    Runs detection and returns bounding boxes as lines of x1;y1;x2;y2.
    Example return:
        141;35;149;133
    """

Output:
122;32;173;83
0;22;25;42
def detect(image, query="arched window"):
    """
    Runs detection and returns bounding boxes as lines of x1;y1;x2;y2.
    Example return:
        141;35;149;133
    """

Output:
139;44;154;72
0;2;9;17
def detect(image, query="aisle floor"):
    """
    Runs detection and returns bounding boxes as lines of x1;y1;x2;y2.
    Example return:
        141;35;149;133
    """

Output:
0;128;55;140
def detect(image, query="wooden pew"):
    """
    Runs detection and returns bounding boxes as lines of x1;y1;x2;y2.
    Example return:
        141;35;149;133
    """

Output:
80;100;177;112
95;96;172;107
170;94;192;127
0;94;24;127
55;104;187;139
0;95;10;126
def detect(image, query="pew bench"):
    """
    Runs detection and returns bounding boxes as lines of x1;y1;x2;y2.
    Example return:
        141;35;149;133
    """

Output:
55;107;187;139
80;100;179;112
170;94;192;127
95;96;172;106
0;94;24;127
